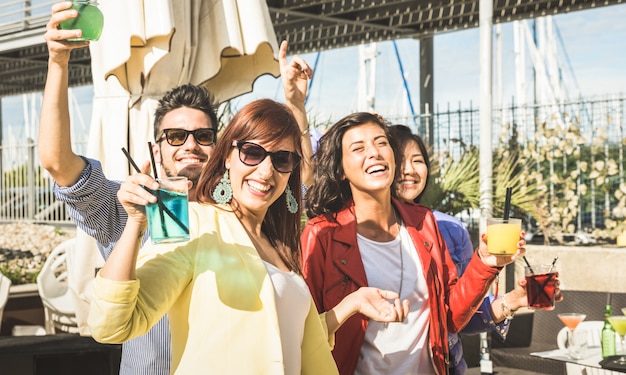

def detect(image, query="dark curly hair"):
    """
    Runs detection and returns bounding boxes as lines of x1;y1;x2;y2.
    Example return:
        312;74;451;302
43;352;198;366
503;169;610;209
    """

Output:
305;112;401;219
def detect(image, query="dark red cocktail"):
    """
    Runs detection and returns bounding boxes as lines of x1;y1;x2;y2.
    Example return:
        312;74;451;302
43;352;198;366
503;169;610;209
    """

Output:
525;265;557;310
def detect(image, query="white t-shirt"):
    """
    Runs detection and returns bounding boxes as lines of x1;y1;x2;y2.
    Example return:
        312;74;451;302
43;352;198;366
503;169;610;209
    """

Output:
355;224;437;375
264;261;311;375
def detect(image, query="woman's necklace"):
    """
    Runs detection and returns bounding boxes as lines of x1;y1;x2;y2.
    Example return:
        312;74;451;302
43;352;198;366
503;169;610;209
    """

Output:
392;208;404;299
385;209;404;330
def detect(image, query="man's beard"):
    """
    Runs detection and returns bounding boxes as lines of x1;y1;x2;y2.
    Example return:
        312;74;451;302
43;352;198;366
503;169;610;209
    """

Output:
164;165;201;186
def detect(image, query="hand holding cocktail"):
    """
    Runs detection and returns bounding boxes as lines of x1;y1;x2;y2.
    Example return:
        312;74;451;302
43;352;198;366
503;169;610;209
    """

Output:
524;257;559;310
44;2;98;68
479;187;527;268
59;1;104;41
119;147;190;245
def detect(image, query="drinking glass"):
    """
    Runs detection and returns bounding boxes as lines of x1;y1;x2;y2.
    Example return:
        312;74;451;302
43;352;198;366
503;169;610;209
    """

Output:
608;316;626;365
486;218;522;255
525;264;558;310
145;176;190;244
558;313;587;359
59;1;104;41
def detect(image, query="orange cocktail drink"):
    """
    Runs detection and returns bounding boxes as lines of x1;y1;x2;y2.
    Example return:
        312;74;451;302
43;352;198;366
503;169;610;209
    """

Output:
487;218;521;255
559;313;586;331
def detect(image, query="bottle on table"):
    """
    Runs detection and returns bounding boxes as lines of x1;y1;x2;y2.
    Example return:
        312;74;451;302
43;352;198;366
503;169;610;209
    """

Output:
602;304;616;358
479;331;494;375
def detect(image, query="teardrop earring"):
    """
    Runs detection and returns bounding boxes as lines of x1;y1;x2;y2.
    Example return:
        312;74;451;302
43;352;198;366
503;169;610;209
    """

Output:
285;184;298;214
212;170;232;204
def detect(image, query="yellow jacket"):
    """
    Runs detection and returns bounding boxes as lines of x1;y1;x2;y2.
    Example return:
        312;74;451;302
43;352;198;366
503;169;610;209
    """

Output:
89;203;338;375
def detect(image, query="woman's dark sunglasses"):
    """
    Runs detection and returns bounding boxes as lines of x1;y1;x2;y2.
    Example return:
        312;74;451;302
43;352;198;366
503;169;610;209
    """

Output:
158;128;216;146
233;141;301;173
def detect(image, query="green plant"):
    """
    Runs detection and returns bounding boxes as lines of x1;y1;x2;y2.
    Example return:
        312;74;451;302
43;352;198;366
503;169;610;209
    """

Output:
1;263;40;285
421;146;480;215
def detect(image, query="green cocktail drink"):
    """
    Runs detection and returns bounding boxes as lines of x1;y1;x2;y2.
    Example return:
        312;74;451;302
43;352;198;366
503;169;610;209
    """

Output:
608;316;626;364
609;316;626;337
59;1;104;41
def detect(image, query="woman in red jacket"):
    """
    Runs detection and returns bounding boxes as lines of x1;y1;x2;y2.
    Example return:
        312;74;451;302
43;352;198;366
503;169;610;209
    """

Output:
300;112;525;375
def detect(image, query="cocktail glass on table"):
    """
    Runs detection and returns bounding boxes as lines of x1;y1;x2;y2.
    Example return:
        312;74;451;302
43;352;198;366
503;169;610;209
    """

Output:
558;313;587;359
607;315;626;364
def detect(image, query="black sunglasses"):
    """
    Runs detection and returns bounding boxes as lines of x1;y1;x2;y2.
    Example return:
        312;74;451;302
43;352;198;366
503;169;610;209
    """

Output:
157;128;216;146
233;141;301;173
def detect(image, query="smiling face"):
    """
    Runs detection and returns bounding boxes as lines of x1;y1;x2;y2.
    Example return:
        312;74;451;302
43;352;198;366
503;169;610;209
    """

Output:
226;138;296;218
341;122;396;196
154;107;215;187
396;139;429;202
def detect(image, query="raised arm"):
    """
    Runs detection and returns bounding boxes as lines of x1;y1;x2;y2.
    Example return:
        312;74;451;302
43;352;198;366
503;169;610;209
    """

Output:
99;161;159;281
38;1;89;186
279;40;314;187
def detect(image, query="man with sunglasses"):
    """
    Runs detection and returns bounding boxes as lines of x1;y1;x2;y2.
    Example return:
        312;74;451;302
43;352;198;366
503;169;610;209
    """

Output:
39;5;313;373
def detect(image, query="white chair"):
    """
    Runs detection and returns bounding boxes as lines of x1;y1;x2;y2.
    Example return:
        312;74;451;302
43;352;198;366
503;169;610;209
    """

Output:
36;239;79;334
557;320;604;349
0;273;11;332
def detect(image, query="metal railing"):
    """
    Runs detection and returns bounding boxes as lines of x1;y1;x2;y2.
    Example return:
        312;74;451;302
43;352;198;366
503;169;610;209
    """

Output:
0;138;86;224
387;95;626;234
0;0;55;36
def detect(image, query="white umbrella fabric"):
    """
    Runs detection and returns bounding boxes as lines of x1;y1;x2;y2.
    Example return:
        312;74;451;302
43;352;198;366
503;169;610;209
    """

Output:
90;0;280;174
69;0;280;334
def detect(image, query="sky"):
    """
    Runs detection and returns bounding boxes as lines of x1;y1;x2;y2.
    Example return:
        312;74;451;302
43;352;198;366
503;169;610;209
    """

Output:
233;3;626;122
2;3;626;140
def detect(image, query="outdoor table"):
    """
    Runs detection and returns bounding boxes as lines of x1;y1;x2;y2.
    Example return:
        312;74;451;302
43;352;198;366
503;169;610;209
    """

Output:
0;334;120;374
467;367;547;375
531;347;626;374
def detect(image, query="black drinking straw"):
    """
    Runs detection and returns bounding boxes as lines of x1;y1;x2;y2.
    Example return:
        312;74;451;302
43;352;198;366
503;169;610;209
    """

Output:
121;147;189;234
523;256;534;275
503;187;512;222
147;142;168;237
147;142;160;180
121;147;141;173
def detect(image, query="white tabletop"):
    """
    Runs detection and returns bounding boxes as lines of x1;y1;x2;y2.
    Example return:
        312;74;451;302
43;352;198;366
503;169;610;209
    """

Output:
531;347;626;374
531;346;604;368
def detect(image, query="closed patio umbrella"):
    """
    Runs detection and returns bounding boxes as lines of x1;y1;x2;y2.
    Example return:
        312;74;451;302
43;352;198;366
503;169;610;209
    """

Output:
88;0;280;176
69;0;280;334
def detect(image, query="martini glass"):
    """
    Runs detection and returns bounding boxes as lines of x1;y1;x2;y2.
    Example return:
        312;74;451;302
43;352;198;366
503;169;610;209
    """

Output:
558;313;587;359
608;315;626;365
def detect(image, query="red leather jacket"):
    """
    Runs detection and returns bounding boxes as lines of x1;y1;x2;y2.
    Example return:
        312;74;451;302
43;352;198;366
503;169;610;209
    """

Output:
300;199;500;375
